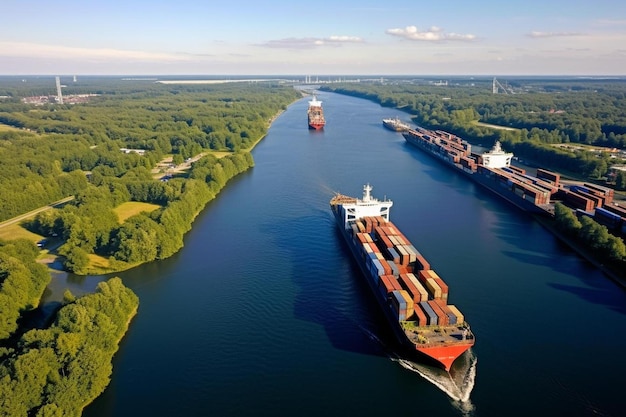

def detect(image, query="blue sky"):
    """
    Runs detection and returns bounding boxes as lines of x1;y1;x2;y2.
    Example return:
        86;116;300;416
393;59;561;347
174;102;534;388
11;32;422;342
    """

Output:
2;0;625;75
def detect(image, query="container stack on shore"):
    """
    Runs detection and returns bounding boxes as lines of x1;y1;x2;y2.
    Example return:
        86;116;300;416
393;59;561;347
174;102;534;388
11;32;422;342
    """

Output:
566;182;626;235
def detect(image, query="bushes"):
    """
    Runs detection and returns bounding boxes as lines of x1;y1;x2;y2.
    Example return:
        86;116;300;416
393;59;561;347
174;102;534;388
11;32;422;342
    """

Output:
0;240;50;339
0;277;138;417
554;202;626;264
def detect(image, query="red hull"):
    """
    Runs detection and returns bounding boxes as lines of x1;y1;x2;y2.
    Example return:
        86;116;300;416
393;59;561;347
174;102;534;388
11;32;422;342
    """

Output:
416;343;473;371
308;122;325;130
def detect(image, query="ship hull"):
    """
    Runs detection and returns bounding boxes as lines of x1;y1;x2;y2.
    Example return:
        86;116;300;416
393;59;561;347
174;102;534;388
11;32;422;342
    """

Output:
308;122;325;130
331;204;473;371
403;131;551;215
382;118;410;132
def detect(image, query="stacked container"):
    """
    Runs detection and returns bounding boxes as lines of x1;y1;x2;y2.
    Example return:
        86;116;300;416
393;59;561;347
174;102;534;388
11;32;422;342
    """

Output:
348;215;466;329
584;183;614;205
593;207;624;231
536;168;561;187
391;290;414;321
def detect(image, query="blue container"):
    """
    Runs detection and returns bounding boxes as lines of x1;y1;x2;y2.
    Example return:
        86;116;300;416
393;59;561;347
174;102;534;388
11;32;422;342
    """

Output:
372;259;385;276
595;207;622;221
386;247;400;263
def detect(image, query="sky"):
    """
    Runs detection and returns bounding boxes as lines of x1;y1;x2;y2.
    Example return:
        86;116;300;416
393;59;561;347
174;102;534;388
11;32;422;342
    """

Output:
2;0;626;76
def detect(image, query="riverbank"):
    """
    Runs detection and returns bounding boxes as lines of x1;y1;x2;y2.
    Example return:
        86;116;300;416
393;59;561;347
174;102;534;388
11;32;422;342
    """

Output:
532;214;626;289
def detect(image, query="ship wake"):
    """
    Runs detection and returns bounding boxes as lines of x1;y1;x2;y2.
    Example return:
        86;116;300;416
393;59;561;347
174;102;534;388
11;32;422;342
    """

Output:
394;351;477;414
358;325;477;412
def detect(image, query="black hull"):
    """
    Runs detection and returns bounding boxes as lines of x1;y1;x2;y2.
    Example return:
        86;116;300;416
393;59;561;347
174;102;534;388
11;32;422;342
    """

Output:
403;133;551;216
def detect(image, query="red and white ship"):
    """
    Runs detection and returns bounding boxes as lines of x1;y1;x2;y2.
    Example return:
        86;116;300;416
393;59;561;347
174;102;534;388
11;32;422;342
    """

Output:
307;96;325;130
330;184;474;371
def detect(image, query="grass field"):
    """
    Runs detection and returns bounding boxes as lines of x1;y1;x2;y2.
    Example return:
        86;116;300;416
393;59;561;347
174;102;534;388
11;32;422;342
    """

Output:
114;202;161;223
0;222;41;243
0;123;21;132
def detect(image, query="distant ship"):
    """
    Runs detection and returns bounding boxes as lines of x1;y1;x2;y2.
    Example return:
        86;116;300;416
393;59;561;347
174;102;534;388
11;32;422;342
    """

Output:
330;184;475;371
308;96;325;130
382;117;410;132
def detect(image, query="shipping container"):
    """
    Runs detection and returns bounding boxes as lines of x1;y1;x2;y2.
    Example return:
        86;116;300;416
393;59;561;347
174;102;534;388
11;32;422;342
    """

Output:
379;275;395;295
390;290;414;321
413;302;428;326
447;305;465;324
425;278;442;299
385;246;400;264
406;273;429;302
371;258;385;276
399;290;415;318
435;300;458;325
600;203;626;218
418;301;438;325
433;277;449;300
584;183;614;204
562;189;595;212
536;168;560;186
395;244;410;266
428;300;449;325
571;187;603;209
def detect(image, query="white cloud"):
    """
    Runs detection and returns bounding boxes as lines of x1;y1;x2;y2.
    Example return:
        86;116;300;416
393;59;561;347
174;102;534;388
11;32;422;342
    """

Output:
386;26;476;42
327;36;363;43
593;19;626;27
258;36;363;49
0;41;193;62
528;31;584;38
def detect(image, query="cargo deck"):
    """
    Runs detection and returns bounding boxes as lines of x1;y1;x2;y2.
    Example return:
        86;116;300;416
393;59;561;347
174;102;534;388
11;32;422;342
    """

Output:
330;184;474;371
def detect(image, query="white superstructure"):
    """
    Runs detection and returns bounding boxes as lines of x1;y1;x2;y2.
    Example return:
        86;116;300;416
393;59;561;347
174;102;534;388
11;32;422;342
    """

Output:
481;141;513;169
331;184;393;228
309;96;322;108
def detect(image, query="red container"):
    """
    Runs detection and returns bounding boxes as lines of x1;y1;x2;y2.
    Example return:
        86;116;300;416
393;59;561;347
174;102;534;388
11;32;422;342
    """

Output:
413;302;428;326
428;300;449;325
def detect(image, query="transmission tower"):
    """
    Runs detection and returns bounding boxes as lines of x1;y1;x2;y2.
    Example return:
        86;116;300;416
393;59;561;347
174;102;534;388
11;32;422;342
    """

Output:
55;76;63;104
492;77;512;94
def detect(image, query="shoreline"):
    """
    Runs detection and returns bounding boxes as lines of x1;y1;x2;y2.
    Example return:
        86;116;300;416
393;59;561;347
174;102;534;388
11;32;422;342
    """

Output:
532;214;626;289
46;104;295;277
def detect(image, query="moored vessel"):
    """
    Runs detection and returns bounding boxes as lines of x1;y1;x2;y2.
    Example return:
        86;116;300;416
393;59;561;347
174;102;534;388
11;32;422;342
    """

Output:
402;127;559;215
330;184;474;371
307;96;325;130
382;117;410;132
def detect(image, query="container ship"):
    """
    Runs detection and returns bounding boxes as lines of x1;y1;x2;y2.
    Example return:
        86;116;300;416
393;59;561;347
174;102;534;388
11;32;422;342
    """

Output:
330;184;474;371
307;96;325;130
402;127;560;215
382;117;410;132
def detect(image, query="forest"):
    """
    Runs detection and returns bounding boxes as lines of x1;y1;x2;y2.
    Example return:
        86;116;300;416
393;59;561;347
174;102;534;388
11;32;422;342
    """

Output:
0;77;301;416
322;79;626;187
0;78;300;221
0;79;300;274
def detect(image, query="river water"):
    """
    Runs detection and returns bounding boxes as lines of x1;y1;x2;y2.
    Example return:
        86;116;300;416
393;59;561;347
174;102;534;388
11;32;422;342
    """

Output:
77;91;626;417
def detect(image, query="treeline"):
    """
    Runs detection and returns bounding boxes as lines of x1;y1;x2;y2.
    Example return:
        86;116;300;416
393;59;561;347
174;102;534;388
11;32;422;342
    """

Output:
0;239;51;339
0;277;138;417
553;203;626;268
0;81;300;222
27;152;254;274
322;81;626;185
